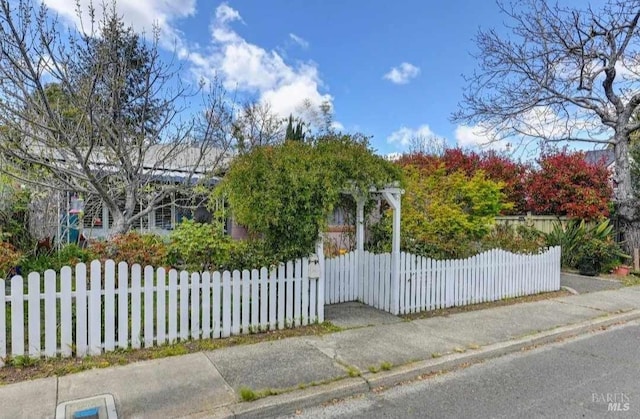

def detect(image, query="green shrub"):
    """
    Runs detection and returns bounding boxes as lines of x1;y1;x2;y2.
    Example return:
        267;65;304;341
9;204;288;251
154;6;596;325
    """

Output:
218;134;400;262
169;220;231;271
54;243;93;268
0;176;34;252
573;237;627;275
19;244;97;274
18;253;53;275
223;239;281;271
366;215;392;254
0;241;22;278
480;224;546;254
368;166;506;259
89;232;168;267
545;219;624;270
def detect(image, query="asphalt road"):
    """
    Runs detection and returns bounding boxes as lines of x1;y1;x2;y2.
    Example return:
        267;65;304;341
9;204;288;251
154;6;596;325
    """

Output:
290;321;640;419
560;272;623;294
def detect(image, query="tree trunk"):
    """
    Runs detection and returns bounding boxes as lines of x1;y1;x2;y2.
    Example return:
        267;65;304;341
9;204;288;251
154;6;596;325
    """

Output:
613;132;640;254
109;211;129;236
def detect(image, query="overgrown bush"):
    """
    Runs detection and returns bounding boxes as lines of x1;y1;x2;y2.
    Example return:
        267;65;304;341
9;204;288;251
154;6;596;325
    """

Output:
574;237;626;276
526;150;612;219
546;219;627;273
89;232;168;267
19;244;93;274
169;220;231;271
222;239;281;271
370;165;506;259
480;224;547;254
0;176;33;251
218;134;400;261
0;241;22;278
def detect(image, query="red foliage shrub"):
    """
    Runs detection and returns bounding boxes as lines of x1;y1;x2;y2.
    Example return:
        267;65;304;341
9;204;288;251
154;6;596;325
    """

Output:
399;148;529;215
441;148;481;176
478;151;530;214
525;150;612;219
89;232;168;267
398;148;611;219
395;153;441;172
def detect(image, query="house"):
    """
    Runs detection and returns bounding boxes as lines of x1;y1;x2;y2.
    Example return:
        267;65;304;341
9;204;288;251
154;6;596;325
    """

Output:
27;144;235;243
584;149;615;171
583;148;627;191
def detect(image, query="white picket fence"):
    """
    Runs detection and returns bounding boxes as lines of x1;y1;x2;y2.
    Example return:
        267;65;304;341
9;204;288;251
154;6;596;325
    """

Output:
325;247;561;314
325;251;394;311
1;258;323;362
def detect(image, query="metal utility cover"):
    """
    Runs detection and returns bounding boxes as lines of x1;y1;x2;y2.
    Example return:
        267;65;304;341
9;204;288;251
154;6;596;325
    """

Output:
56;394;117;419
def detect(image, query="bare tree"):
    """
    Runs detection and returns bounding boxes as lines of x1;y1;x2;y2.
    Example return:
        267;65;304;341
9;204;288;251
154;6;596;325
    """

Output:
232;101;284;153
453;0;640;250
0;0;233;235
296;99;335;136
407;134;447;156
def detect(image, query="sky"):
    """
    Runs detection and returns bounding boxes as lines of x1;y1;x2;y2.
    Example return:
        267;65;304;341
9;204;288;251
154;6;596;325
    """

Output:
41;0;592;156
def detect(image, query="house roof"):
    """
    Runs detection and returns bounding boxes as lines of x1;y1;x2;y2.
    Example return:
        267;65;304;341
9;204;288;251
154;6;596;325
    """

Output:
25;142;233;176
584;149;615;167
142;144;232;173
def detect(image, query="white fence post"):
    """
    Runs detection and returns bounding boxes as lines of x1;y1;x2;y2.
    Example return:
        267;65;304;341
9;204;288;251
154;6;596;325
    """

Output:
131;265;142;349
104;261;116;352
316;239;325;323
118;262;129;349
144;266;155;347
75;263;87;357
11;276;24;357
27;273;40;357
201;271;211;339
44;270;57;357
0;278;5;361
157;267;167;344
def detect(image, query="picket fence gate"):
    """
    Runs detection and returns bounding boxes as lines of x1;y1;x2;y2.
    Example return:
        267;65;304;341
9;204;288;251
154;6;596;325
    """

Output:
1;258;323;362
325;246;561;314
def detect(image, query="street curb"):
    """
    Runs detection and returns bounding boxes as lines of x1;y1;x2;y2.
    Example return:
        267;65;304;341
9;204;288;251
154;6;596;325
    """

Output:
208;309;640;418
363;309;640;390
560;285;579;295
225;378;368;418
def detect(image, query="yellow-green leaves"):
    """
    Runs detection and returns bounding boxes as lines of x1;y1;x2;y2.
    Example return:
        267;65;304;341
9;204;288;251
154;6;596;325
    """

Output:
381;166;506;259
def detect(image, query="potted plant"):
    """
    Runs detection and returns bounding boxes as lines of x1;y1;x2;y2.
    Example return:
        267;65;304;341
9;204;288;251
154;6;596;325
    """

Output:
612;265;631;276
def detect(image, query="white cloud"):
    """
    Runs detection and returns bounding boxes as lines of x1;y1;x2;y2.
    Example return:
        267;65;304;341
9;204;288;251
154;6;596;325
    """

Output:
44;2;333;122
387;125;436;147
186;4;332;119
384;62;420;85
455;124;493;147
455;103;610;152
43;0;196;45
385;152;402;161
289;33;309;49
215;2;243;24
455;123;517;151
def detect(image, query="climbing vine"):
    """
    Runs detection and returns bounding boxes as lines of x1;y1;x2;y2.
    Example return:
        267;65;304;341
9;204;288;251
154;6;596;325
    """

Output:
217;134;400;260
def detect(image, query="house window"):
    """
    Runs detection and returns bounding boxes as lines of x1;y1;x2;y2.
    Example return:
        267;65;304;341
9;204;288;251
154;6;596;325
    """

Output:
106;197;149;230
174;194;194;224
155;194;174;230
130;200;149;230
174;194;214;226
83;195;104;228
329;206;350;226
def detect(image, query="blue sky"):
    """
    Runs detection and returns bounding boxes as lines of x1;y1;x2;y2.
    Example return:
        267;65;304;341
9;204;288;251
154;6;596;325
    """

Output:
43;0;588;156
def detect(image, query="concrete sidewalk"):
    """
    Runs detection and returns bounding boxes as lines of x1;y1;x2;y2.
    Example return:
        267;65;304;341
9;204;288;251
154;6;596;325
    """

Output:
2;286;640;419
